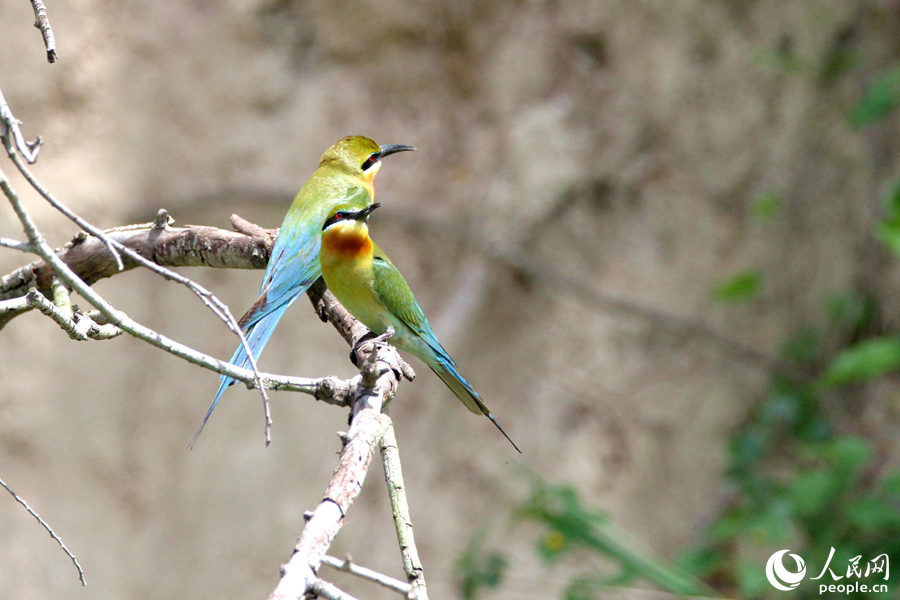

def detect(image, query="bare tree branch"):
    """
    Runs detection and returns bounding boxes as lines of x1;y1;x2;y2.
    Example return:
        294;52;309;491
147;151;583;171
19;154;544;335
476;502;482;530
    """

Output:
269;404;393;600
265;280;431;599
5;143;277;441
0;237;31;252
0;216;274;327
0;167;350;406
25;287;122;340
0;475;84;585
0;87;40;163
310;579;361;600
321;555;413;596
381;425;429;600
29;0;58;63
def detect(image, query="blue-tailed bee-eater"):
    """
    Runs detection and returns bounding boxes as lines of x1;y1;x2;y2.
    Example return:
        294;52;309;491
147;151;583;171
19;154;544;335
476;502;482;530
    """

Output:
319;202;521;453
191;136;415;447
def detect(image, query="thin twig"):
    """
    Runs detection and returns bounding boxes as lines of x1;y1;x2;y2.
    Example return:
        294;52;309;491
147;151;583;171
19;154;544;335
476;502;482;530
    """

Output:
1;219;275;314
4;131;272;441
321;555;413;596
0;86;40;163
0;92;269;439
0;476;84;585
6;151;123;271
25;288;122;340
381;425;429;600
0;167;347;404
0;237;31;252
29;0;58;63
311;579;361;600
0;295;30;312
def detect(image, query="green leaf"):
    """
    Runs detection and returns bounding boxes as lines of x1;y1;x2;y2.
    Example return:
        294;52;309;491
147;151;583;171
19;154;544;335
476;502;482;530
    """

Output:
790;469;838;517
750;193;782;221
882;472;900;495
877;178;900;256
711;270;763;304
781;327;822;365
877;221;900;256
736;559;773;599
826;293;876;335
849;67;900;127
847;498;900;532
885;176;900;214
826;436;871;477
820;337;900;387
455;527;508;600
729;426;769;470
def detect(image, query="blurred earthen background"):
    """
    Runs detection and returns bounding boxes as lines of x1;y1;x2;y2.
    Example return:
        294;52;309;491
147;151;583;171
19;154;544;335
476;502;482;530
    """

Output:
1;1;899;599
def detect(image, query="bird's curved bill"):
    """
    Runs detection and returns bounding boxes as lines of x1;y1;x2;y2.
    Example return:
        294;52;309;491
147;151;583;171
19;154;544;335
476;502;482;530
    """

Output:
377;144;416;158
352;202;382;221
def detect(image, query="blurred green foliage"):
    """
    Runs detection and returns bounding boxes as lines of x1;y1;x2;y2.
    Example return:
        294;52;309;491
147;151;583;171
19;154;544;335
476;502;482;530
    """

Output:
517;480;709;598
457;54;900;600
850;67;900;127
711;270;763;304
682;330;900;598
455;526;508;600
875;178;900;257
750;193;782;222
681;174;900;598
455;478;710;600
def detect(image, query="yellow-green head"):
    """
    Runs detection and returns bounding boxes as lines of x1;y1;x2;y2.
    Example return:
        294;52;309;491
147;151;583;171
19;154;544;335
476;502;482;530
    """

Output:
319;136;415;185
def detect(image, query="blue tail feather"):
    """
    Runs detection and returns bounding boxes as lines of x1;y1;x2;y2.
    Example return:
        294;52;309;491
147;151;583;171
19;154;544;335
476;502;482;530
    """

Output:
189;299;293;448
427;351;521;453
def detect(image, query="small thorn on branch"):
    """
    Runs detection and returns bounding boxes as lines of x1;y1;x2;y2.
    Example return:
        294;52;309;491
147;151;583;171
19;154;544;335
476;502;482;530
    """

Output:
153;209;173;230
361;348;385;390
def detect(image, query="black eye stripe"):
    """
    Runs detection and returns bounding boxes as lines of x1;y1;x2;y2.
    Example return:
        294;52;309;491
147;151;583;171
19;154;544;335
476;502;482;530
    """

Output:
361;153;379;170
323;211;346;230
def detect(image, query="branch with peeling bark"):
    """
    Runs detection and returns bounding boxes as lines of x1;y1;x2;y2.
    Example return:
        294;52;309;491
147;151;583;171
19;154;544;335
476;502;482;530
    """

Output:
0;211;275;328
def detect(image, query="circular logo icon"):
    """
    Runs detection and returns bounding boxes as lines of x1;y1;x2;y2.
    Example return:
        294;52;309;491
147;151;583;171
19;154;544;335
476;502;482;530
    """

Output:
766;549;806;591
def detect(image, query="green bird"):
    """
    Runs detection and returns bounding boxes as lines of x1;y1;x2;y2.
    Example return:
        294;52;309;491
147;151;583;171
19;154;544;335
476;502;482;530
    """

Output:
319;202;521;453
192;136;415;447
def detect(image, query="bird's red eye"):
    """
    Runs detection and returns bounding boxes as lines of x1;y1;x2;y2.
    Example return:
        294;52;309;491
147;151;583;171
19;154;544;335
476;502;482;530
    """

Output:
361;154;379;170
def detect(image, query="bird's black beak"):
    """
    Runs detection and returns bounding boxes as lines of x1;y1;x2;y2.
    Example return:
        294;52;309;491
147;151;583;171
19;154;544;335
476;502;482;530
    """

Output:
376;144;416;159
351;202;382;221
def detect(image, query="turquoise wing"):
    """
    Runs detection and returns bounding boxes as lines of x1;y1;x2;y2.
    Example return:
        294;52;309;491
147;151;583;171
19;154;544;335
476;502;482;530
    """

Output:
370;245;431;336
369;244;521;452
191;184;371;447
